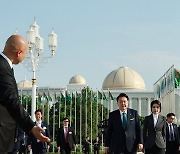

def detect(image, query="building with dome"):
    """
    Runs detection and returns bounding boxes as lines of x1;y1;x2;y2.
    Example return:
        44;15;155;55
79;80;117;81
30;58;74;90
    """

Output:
102;66;154;117
102;66;145;90
17;67;154;117
67;74;87;91
17;80;32;89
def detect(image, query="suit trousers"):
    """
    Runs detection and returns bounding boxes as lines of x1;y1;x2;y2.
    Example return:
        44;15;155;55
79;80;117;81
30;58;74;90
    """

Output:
19;145;27;154
166;141;179;154
32;142;46;154
60;143;71;154
111;152;136;154
94;149;99;154
145;144;165;154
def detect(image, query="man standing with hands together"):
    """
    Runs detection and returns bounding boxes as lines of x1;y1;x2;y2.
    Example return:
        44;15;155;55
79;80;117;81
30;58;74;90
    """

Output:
56;117;77;154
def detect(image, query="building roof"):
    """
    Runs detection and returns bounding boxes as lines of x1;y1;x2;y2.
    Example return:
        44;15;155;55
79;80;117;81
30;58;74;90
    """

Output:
69;74;86;85
17;80;32;89
102;66;145;90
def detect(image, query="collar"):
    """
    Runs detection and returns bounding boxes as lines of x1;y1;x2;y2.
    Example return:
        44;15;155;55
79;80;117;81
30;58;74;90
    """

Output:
0;52;13;69
153;114;158;119
167;122;173;126
119;109;127;115
36;120;42;124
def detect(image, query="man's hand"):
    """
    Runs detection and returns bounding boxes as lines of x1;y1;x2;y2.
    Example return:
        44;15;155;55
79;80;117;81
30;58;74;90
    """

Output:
57;146;61;152
14;138;18;143
105;147;109;154
137;144;143;152
30;126;51;142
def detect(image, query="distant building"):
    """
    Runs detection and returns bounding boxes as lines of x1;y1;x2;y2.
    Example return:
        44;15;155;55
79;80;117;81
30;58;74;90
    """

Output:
154;65;180;124
17;80;32;89
17;66;155;117
102;66;154;117
67;74;87;91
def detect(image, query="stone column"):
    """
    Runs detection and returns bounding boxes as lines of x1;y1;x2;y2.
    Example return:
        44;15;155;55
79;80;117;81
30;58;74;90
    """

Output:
129;97;132;108
147;98;151;115
138;97;141;116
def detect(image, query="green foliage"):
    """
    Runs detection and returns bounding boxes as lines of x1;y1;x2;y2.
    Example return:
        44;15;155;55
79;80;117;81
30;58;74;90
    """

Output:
20;87;109;149
139;116;145;128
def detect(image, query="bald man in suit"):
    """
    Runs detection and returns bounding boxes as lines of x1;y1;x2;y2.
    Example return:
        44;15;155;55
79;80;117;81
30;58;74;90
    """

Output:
0;35;50;153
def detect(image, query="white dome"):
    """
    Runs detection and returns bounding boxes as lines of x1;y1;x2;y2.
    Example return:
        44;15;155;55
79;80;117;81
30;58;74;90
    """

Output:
17;80;32;89
69;75;86;85
102;66;145;90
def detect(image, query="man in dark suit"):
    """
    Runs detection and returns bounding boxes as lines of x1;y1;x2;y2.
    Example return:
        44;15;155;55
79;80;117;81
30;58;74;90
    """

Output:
19;128;28;154
10;126;26;154
93;136;101;154
82;137;90;154
166;113;180;154
0;35;50;153
56;117;77;154
105;93;143;154
28;109;50;154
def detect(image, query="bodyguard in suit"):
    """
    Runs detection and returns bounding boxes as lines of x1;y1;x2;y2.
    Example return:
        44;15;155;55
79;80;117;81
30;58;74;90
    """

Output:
0;35;50;153
105;93;143;154
143;100;166;154
19;129;28;154
28;109;50;154
56;117;77;154
166;113;180;154
82;137;91;154
9;126;24;154
93;136;101;154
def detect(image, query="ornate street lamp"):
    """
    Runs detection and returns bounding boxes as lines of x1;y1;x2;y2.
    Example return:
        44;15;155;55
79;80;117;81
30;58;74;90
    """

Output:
24;19;57;121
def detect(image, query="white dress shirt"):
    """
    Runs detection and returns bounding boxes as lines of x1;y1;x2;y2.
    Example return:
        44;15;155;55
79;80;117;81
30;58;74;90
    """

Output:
0;52;13;68
153;114;158;127
36;120;42;142
119;110;127;122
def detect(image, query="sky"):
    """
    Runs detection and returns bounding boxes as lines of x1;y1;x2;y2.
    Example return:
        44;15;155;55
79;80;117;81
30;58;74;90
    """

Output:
1;0;180;91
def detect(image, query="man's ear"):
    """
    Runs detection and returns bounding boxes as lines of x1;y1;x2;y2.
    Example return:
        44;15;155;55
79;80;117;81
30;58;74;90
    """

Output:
16;49;22;57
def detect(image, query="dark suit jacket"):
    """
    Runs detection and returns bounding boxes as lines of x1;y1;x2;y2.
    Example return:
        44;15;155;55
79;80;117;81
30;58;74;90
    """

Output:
166;123;180;147
82;139;90;152
143;114;166;149
0;54;35;152
27;121;50;152
12;126;26;151
56;126;77;149
93;139;101;151
105;108;143;153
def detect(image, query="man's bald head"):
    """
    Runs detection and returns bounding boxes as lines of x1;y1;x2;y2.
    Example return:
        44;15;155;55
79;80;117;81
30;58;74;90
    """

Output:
3;35;28;64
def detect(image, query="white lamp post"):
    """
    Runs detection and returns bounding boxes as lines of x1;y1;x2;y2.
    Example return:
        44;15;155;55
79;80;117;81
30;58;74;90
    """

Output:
24;19;57;121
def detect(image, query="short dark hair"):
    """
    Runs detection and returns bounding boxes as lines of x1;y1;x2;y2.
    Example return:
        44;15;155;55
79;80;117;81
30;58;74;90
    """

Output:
116;93;129;102
63;117;69;121
167;113;175;118
35;109;42;114
150;100;161;112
